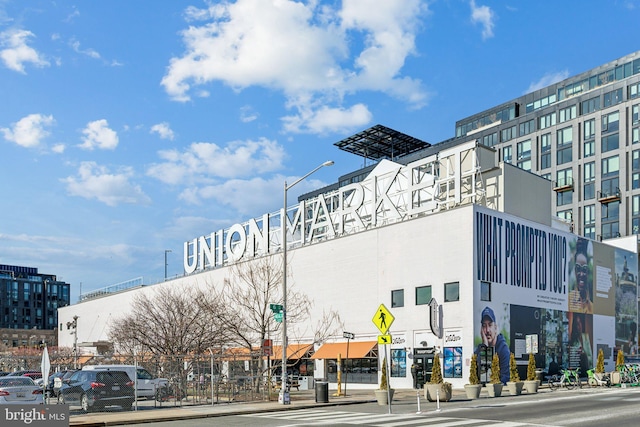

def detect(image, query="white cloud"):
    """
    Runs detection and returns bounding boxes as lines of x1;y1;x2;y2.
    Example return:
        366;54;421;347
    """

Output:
470;0;495;40
51;143;65;154
161;0;428;134
62;161;151;207
150;122;175;140
1;113;54;148
69;38;101;59
0;28;50;73
525;70;570;94
240;106;258;123
282;102;372;134
147;137;286;185
79;119;119;150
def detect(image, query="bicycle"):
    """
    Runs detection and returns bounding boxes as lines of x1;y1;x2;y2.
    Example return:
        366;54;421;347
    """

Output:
547;368;577;390
587;368;611;387
570;368;582;388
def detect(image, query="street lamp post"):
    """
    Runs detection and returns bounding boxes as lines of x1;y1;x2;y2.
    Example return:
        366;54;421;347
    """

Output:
280;160;333;405
164;249;172;280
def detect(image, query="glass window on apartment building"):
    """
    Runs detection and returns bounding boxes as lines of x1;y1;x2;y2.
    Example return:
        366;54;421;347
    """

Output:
501;126;516;142
584;205;596;239
503;146;512;163
633;105;639;124
633;150;640;190
539;112;556;129
391;289;404;308
540;133;552;169
584;162;596;199
557;209;572;223
481;132;497;147
557;167;573;188
603;88;623;108
602;133;619;153
601;155;620;199
583;119;596;158
634;128;639;145
602;111;620;133
559;105;577;123
517;139;532;171
633;195;640;234
630;82;640;99
415;285;432;305
601;202;620;239
519;119;534;136
557;127;573;165
581;96;600;115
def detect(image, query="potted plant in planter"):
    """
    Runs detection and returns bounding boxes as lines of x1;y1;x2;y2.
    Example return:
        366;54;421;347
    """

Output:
506;352;524;395
425;353;452;402
486;353;503;397
523;352;539;393
374;357;394;405
464;353;482;399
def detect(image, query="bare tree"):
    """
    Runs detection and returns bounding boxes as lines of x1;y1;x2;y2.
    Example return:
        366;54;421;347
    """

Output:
219;255;311;390
108;283;229;382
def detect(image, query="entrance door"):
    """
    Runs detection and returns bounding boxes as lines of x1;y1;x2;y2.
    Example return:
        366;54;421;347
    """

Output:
413;354;434;388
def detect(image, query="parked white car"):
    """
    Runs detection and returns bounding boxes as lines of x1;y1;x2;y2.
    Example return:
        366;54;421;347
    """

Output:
82;365;168;399
0;376;44;404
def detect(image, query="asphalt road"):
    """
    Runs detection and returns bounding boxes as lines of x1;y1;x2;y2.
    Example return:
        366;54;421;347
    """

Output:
117;386;640;427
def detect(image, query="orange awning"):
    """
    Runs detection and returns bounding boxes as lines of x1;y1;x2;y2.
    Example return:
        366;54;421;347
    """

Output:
272;343;314;359
310;341;377;359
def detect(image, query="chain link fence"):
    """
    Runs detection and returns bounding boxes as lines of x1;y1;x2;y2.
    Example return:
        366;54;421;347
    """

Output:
0;349;283;410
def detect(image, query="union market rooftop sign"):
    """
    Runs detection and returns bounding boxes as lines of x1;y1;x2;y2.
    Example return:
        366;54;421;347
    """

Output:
183;141;483;274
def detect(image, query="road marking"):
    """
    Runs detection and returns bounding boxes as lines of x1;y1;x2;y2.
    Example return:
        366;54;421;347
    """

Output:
243;409;537;426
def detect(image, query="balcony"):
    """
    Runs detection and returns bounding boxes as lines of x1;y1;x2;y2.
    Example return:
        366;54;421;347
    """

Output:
597;188;621;203
553;177;574;192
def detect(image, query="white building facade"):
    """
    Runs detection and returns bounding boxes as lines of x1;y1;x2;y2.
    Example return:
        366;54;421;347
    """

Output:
59;141;638;390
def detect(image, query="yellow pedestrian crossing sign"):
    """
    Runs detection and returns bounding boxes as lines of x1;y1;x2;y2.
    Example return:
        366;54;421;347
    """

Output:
372;303;394;334
378;334;392;345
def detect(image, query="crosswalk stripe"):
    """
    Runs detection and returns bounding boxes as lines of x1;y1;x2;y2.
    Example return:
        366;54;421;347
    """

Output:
242;409;536;427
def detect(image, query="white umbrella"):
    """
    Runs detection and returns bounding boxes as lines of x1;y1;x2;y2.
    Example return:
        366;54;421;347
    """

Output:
41;345;51;397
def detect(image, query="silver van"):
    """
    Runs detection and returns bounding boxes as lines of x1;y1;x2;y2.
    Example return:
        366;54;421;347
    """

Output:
82;365;168;399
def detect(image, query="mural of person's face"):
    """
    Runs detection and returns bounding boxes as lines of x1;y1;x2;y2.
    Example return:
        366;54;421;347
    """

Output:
575;252;588;292
481;317;498;346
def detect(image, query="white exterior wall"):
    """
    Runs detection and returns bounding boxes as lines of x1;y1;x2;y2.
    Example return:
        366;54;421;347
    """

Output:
59;204;478;389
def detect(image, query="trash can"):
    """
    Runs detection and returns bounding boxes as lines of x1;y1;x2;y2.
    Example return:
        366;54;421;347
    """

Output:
315;381;329;403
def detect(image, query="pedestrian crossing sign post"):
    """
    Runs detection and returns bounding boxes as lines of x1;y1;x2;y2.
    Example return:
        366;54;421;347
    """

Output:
378;334;392;345
372;303;394;334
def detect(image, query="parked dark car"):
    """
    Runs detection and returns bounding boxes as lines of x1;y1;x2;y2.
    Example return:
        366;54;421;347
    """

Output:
46;370;76;397
57;369;134;412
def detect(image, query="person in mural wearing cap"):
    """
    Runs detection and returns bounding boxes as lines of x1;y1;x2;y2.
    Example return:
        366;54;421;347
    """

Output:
476;306;510;384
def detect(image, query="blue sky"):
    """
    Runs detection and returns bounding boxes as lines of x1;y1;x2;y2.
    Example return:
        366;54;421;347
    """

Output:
1;0;640;302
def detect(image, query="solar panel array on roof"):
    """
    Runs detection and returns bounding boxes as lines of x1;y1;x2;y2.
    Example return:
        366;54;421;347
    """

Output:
334;124;430;161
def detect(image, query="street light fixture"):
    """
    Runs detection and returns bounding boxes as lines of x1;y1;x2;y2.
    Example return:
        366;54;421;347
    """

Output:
164;249;172;280
280;160;334;405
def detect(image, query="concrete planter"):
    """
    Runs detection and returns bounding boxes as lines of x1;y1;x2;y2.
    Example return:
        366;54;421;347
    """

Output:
425;383;452;402
464;384;482;399
524;380;539;393
486;383;503;397
506;381;524;395
374;389;394;405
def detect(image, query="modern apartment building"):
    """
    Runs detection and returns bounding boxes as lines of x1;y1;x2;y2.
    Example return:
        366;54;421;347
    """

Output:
0;264;71;333
451;50;640;242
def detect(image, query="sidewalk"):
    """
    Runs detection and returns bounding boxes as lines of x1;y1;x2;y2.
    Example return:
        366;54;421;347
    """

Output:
68;385;590;427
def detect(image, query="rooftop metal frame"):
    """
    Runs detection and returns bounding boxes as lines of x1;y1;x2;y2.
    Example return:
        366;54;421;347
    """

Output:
334;124;430;161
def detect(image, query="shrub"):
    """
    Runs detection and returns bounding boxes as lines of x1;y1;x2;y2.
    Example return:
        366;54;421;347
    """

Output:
469;354;480;385
430;354;443;384
490;353;501;384
509;352;521;382
526;353;536;381
379;357;388;390
596;348;605;373
616;349;625;368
